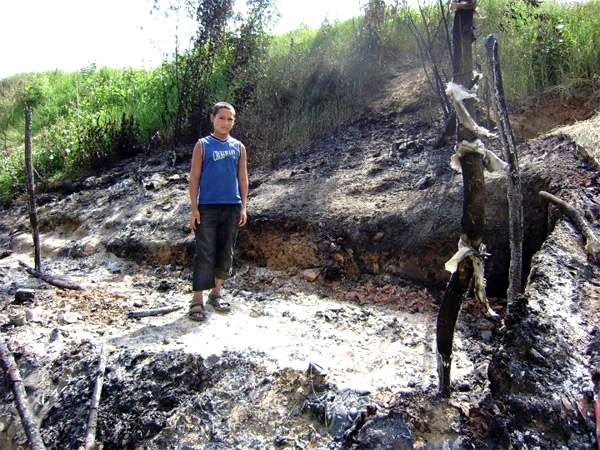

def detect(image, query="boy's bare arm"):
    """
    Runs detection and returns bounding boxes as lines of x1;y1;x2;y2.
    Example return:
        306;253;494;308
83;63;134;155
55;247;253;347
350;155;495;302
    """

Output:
238;144;249;226
189;141;203;230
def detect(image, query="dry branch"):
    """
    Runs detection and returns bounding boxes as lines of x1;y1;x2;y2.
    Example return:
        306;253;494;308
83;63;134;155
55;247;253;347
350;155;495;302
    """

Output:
540;191;600;261
127;306;182;319
85;344;108;450
0;340;46;450
18;260;83;290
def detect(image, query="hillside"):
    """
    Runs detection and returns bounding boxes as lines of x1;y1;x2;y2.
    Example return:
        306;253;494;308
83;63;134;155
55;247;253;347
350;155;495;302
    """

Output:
1;66;599;449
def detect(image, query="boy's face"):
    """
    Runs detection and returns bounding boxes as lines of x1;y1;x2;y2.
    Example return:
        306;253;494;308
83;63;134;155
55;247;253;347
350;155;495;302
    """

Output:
212;108;235;136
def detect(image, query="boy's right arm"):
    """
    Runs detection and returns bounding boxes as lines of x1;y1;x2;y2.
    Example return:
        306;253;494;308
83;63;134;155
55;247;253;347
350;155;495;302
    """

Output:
189;141;203;230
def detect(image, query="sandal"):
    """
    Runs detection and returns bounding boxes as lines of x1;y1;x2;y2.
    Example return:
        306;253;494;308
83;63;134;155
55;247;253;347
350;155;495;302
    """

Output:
208;292;231;313
188;299;207;321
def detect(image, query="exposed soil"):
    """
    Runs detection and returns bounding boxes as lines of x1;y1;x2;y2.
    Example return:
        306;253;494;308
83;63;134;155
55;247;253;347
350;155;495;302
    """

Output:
0;67;599;449
510;85;599;140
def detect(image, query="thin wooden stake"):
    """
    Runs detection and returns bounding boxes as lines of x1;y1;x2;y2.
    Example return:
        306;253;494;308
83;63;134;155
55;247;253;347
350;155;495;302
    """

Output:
0;339;46;450
540;191;600;261
85;343;107;450
24;107;42;272
485;34;524;304
18;260;83;290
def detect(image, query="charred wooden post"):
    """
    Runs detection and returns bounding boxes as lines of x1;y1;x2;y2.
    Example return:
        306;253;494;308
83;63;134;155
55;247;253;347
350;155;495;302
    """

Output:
25;107;42;272
485;34;524;304
436;0;485;397
0;340;47;450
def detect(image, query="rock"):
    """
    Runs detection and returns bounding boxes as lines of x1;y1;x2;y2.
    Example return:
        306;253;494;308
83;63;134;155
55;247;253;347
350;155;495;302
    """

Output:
302;268;321;282
415;174;433;190
254;267;276;283
105;260;123;273
456;381;471;392
49;328;61;342
144;173;168;190
9;312;27;326
355;411;413;449
15;288;35;303
61;312;80;324
307;362;327;377
25;307;44;323
334;252;345;263
274;435;288;447
328;404;352;439
157;279;173;292
480;330;493;342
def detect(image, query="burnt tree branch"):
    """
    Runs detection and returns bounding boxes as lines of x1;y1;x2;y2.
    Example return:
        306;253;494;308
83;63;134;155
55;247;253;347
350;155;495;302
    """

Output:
18;260;83;290
0;340;46;450
485;34;524;303
127;306;182;319
85;344;108;450
540;191;600;261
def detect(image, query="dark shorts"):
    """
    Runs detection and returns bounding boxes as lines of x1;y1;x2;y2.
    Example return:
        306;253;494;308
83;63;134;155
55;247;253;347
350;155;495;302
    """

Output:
192;204;241;291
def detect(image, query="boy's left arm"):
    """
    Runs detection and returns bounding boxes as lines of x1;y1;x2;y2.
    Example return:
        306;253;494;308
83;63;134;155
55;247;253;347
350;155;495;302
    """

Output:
238;144;249;226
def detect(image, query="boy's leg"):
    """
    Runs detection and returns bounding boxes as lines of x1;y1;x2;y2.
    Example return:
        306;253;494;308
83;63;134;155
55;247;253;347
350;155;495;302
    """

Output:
211;278;224;296
212;205;241;297
192;206;219;295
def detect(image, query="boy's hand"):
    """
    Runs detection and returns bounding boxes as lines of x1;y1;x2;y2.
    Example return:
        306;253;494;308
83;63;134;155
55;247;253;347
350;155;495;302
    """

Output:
239;207;247;227
190;209;201;230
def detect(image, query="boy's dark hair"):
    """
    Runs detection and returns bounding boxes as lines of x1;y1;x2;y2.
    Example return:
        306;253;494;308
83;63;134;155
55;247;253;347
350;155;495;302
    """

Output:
211;102;235;116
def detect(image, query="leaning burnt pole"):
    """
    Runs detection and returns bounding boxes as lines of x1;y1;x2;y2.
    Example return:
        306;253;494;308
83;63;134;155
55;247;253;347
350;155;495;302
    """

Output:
436;0;486;397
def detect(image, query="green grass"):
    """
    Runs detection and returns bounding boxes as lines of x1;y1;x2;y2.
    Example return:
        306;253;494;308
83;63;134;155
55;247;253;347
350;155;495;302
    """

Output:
0;65;176;202
477;0;600;98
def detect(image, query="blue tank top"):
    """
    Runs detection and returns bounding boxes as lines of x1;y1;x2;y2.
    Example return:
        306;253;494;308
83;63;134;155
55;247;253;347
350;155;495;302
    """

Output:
198;134;242;205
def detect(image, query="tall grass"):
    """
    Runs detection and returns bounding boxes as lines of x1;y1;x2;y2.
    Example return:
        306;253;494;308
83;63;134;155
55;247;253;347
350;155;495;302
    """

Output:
477;0;600;98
